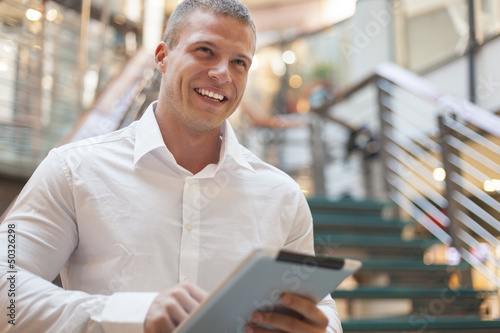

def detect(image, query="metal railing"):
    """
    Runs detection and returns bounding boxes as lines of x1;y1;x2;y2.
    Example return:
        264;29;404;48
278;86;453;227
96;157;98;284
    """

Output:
313;62;500;289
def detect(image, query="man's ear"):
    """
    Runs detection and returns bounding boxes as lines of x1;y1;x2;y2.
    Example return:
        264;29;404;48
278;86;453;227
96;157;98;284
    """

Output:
154;42;169;73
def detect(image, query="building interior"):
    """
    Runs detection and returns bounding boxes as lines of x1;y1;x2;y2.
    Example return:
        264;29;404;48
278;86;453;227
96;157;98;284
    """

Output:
1;0;500;331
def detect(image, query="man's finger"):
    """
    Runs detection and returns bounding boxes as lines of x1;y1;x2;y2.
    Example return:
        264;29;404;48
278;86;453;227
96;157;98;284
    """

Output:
280;293;329;328
183;281;209;303
247;311;311;333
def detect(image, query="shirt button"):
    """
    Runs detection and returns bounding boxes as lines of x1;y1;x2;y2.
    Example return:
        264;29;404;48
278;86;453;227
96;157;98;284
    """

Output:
185;224;192;232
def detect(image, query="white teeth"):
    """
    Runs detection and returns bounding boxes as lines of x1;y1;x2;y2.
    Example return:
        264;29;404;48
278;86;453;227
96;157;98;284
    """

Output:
196;88;224;101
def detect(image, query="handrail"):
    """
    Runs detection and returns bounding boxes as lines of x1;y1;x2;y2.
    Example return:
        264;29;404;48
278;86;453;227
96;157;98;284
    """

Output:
312;62;442;116
314;61;500;289
316;61;500;152
315;62;500;137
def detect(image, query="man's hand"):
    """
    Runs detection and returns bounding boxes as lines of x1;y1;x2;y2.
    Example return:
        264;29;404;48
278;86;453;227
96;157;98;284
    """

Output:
245;293;329;333
144;281;208;333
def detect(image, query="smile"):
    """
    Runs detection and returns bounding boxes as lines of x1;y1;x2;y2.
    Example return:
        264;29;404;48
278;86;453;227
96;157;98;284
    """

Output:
195;88;227;103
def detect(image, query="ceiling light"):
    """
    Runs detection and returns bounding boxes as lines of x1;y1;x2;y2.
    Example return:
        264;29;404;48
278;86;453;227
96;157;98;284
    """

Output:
26;9;43;22
433;168;446;182
282;50;296;65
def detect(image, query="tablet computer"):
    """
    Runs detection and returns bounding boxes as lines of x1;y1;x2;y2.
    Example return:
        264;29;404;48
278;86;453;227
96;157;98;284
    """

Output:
174;248;362;333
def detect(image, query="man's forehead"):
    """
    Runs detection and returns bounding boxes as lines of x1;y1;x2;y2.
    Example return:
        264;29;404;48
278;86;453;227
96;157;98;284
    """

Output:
181;12;255;55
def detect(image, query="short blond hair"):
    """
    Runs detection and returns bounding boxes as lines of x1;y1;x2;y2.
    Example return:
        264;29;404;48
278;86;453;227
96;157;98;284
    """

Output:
163;0;256;49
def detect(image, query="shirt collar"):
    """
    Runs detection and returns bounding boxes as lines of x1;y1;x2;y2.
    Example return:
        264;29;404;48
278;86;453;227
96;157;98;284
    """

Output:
134;101;254;173
134;102;169;166
220;120;255;173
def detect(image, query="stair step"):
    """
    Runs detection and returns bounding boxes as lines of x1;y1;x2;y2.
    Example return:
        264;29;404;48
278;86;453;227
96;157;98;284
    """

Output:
354;259;467;286
315;233;438;249
342;316;500;332
359;258;466;271
315;234;437;259
313;213;409;235
332;287;494;299
307;196;390;216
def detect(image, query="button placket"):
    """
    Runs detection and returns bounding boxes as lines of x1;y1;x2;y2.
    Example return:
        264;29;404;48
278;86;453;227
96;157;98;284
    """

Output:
179;177;201;284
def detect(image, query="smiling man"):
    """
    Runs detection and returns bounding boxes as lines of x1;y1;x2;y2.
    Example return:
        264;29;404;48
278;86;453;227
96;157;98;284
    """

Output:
0;1;342;333
153;6;255;175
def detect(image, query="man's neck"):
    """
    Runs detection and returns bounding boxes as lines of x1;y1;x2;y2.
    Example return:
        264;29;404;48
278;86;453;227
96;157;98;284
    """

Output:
168;131;222;175
155;115;223;175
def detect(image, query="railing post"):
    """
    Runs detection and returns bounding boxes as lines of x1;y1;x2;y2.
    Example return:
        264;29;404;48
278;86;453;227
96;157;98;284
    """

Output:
361;155;373;198
77;0;92;114
438;115;473;287
377;79;399;218
310;113;326;196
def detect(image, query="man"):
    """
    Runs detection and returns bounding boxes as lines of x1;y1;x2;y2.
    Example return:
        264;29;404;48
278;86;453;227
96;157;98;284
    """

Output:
0;0;342;332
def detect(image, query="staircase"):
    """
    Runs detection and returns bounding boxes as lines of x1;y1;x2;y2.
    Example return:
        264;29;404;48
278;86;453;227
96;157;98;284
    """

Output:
309;196;500;332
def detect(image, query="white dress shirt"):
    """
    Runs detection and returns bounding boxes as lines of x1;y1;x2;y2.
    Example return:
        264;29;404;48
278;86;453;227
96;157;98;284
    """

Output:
0;102;342;333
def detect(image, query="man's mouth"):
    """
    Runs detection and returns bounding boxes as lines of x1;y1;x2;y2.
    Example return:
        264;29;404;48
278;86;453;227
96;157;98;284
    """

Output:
195;88;227;103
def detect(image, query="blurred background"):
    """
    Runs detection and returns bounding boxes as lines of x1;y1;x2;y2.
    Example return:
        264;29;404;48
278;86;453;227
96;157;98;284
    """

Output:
2;1;500;331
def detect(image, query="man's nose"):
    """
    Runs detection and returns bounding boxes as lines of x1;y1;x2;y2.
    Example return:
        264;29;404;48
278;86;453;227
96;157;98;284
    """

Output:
208;60;231;84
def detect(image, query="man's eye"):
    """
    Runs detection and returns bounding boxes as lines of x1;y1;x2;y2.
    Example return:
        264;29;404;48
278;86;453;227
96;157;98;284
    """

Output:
234;59;247;68
198;47;213;55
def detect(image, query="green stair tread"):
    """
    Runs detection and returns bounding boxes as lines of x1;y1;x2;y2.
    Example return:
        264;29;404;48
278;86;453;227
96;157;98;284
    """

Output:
314;233;439;248
342;316;500;330
332;287;496;299
307;196;391;213
359;258;469;271
312;213;410;227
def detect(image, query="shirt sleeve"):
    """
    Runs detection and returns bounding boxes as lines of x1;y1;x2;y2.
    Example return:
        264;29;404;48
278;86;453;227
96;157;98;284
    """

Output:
283;188;343;333
318;295;344;333
0;150;157;333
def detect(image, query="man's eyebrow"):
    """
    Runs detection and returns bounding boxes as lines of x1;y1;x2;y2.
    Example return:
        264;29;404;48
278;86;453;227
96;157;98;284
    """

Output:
192;40;253;63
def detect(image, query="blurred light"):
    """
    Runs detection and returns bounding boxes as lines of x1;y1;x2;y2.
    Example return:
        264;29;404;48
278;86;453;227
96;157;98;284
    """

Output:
125;31;137;55
423;252;434;265
82;70;99;108
433;168;446;182
0;60;8;72
26;9;43;22
46;9;58;22
125;0;142;23
143;0;165;51
271;57;286;76
471;243;489;263
445;247;461;265
55;13;64;24
112;14;127;25
3;46;12;53
321;0;356;26
484;179;500;192
282;50;296;65
250;56;259;71
296;98;310;114
41;76;54;90
289;75;303;89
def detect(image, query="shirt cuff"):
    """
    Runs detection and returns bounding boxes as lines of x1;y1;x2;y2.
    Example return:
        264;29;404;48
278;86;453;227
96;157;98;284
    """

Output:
317;295;343;333
99;292;158;333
